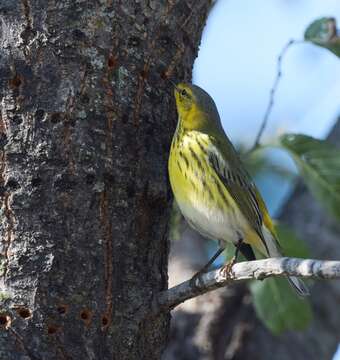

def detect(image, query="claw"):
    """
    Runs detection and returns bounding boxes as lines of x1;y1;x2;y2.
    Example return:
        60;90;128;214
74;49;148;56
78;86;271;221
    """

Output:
220;256;236;278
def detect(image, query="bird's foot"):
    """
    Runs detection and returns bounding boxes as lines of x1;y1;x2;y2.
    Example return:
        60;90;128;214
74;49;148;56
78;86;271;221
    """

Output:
220;256;236;279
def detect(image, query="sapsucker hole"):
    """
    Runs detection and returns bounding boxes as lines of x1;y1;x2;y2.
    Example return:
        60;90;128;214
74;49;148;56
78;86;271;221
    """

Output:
47;325;58;335
128;36;140;47
80;309;92;325
0;315;7;325
0;314;10;328
80;311;89;320
56;304;68;315
9;74;22;88
101;315;108;326
160;71;167;80
16;307;31;319
50;113;63;124
107;55;117;68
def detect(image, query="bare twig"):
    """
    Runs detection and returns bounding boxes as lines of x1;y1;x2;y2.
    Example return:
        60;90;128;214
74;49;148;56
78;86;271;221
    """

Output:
156;257;340;311
248;39;301;153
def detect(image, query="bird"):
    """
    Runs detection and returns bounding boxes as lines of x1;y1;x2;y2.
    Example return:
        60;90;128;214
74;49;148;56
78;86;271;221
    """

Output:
168;82;309;296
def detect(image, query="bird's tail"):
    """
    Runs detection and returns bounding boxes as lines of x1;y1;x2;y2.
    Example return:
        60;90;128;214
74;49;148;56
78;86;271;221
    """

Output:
261;225;309;297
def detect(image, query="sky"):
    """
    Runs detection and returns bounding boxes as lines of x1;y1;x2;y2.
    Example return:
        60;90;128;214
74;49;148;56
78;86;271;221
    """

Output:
194;0;340;144
193;3;340;356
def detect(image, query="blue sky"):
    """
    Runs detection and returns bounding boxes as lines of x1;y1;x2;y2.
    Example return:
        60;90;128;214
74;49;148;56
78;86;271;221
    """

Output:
194;0;340;145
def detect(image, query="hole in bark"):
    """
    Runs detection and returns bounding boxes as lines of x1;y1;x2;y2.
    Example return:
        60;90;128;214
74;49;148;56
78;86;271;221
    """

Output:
80;309;92;325
160;71;168;80
128;36;140;47
56;304;68;315
101;315;108;327
50;112;63;124
80;310;89;320
47;325;58;335
0;313;10;328
107;55;117;68
9;74;22;88
16;307;31;319
35;109;45;121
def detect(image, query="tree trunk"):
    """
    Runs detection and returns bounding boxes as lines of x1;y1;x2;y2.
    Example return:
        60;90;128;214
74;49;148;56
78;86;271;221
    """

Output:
164;119;340;360
0;1;211;359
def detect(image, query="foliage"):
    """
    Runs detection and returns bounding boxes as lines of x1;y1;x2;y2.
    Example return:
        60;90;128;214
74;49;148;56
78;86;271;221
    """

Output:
250;224;312;334
304;17;340;57
278;134;340;220
251;277;313;335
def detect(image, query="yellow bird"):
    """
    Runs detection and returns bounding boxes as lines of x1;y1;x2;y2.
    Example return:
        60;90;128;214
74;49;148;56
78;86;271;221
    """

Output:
168;82;309;296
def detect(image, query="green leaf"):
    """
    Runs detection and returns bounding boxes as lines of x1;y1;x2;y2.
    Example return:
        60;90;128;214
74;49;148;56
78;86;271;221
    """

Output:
278;133;340;220
304;17;340;57
250;277;313;335
250;223;312;334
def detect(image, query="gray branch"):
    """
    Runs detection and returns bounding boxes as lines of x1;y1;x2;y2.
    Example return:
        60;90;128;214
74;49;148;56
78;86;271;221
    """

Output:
157;257;340;311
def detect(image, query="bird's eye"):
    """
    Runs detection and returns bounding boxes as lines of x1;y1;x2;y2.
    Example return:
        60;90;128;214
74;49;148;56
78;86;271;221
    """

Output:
181;89;187;97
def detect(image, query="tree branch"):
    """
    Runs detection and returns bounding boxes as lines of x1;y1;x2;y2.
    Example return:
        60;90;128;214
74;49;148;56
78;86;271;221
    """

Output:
157;257;340;311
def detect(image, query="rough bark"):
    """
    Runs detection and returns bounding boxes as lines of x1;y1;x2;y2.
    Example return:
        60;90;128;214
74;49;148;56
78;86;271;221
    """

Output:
164;119;340;360
0;1;211;359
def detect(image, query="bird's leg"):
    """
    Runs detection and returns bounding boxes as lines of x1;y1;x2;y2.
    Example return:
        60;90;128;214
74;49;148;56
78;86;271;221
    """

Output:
220;238;243;278
189;247;224;287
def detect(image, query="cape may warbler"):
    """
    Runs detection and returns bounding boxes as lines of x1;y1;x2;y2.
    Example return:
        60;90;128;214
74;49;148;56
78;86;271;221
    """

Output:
168;83;309;296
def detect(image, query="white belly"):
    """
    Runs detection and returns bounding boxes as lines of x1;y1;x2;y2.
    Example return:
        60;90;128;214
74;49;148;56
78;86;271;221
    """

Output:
177;196;245;245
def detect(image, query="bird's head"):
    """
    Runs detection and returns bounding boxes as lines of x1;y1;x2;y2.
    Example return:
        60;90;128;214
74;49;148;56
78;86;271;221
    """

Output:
174;83;222;132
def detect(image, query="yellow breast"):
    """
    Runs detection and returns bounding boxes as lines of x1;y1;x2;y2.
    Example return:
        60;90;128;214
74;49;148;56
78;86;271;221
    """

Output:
168;130;211;207
168;128;269;254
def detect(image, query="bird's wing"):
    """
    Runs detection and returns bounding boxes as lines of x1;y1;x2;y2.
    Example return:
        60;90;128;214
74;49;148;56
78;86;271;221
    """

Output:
207;137;270;254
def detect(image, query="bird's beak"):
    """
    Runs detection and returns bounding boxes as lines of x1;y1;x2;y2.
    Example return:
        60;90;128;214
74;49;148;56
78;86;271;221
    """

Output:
167;78;180;93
